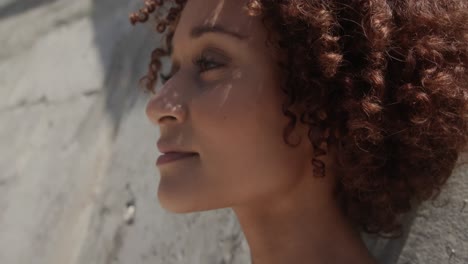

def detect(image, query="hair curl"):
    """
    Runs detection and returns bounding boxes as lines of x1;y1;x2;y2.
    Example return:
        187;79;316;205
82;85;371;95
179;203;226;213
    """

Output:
129;0;468;236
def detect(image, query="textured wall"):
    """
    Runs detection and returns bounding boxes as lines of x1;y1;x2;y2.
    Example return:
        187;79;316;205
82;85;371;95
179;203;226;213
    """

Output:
0;1;466;263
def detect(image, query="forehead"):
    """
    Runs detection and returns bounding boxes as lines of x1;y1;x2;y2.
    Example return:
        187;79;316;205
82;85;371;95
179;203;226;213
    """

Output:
173;0;259;42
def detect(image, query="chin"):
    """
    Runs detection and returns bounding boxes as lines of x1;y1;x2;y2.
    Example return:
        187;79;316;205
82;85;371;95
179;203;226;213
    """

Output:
157;191;192;213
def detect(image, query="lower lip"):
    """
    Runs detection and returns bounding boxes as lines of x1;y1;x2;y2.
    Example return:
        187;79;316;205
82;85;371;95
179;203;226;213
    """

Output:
156;152;198;166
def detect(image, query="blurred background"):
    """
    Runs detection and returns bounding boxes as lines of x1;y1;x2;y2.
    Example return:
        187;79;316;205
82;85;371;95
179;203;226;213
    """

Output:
0;0;466;263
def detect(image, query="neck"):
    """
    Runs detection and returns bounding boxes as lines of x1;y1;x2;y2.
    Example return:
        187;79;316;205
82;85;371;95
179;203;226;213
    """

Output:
232;172;377;264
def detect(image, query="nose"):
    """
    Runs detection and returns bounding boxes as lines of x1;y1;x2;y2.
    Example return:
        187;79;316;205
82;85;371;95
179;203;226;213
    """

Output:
145;84;188;126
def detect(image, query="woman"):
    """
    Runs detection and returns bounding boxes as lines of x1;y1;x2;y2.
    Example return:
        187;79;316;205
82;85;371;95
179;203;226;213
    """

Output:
129;0;467;263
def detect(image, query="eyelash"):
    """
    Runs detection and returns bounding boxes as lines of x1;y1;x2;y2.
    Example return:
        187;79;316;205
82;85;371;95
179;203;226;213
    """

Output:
160;54;224;84
194;54;224;73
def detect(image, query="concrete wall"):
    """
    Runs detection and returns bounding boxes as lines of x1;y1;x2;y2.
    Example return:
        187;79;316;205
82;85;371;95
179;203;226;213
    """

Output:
0;1;466;263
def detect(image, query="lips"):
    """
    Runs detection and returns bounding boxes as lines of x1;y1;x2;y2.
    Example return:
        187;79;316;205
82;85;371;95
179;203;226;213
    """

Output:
156;140;197;154
156;140;198;166
156;151;198;166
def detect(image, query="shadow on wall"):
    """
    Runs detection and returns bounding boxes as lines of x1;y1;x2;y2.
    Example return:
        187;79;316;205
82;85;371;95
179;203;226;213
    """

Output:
0;0;58;21
90;0;159;138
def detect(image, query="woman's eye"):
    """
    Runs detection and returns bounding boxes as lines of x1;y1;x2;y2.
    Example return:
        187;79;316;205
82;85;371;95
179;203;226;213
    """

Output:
195;55;224;73
160;54;225;84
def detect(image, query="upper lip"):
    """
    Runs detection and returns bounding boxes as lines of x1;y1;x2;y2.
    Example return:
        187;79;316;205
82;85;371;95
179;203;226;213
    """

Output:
157;140;197;154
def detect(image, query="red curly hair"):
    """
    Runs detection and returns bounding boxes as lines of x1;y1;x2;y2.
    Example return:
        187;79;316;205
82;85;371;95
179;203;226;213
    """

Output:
129;0;468;236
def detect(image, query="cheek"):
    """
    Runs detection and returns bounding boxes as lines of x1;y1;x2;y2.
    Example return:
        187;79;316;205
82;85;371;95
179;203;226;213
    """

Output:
193;75;280;148
189;76;307;203
192;68;284;135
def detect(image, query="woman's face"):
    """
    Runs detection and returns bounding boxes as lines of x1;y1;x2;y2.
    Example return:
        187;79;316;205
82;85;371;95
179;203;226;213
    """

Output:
146;0;313;212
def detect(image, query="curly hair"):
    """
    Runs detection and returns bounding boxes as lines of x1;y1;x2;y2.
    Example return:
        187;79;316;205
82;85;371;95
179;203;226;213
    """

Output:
129;0;468;236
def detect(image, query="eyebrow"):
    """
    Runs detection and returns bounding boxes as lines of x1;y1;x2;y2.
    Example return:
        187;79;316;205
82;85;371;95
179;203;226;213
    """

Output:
190;24;248;40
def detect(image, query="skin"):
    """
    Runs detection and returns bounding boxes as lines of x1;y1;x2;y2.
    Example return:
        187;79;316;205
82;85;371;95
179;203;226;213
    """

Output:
145;0;378;263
